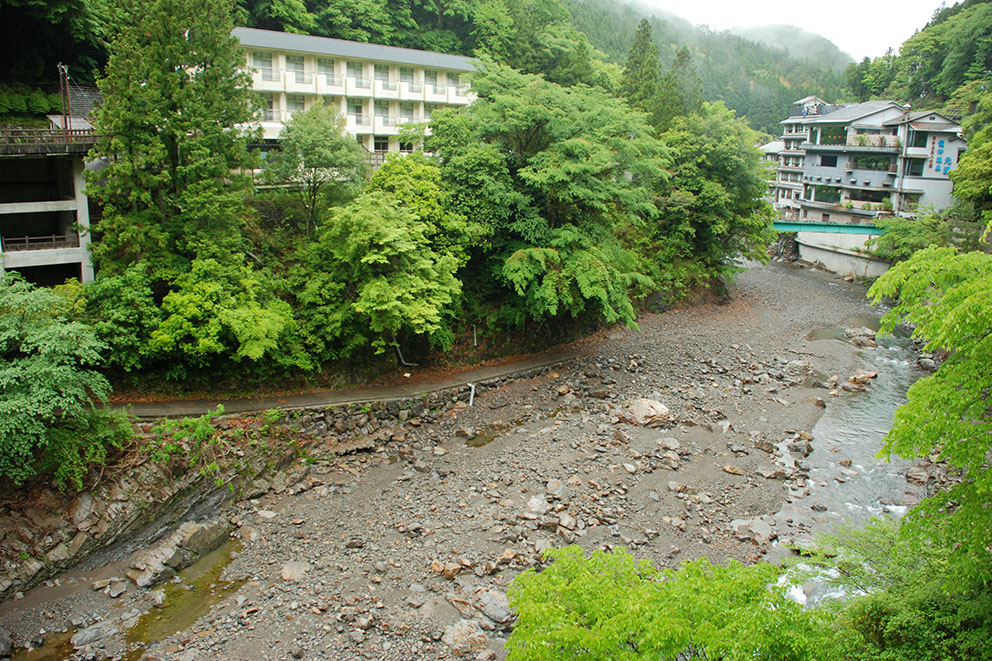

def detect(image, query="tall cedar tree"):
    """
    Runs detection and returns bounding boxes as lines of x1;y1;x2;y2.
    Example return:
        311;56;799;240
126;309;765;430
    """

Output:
672;46;704;116
620;19;662;117
88;0;259;282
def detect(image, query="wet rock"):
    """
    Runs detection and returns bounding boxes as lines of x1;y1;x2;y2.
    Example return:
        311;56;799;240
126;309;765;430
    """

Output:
178;518;229;556
106;581;127;598
905;467;930;486
70;493;95;528
281;560;311;582
788;438;812;458
474;588;513;624
660;451;680;471
442;619;487;657
732;519;776;545
618;399;671;426
845;328;878;348
71;623;118;649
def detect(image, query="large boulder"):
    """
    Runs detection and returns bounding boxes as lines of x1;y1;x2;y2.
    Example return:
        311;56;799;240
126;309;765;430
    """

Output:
619;399;671;426
442;619;488;657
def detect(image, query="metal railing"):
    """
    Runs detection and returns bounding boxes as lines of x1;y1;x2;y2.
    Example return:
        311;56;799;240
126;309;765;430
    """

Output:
2;233;80;252
0;127;95;146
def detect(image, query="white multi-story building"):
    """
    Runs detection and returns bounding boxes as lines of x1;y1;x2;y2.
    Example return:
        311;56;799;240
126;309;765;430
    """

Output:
762;96;966;276
232;27;477;154
765;96;965;225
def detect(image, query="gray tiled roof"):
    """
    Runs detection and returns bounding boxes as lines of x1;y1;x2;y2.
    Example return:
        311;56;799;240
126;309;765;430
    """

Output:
232;27;478;72
883;110;960;128
802;100;902;124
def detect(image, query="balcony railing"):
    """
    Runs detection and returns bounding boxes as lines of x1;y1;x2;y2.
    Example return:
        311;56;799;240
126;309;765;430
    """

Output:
0;127;95;146
848;134;900;148
1;233;80;252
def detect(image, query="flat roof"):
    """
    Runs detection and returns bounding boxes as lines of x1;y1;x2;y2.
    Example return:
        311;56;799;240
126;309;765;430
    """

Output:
232;27;478;73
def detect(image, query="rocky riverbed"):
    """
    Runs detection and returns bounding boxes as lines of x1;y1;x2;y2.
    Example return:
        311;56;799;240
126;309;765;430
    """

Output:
0;261;933;660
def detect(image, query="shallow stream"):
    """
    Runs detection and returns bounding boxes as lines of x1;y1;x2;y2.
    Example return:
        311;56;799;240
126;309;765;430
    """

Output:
775;316;923;604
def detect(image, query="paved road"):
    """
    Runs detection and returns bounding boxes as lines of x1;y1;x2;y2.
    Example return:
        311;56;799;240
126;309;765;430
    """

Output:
117;350;579;418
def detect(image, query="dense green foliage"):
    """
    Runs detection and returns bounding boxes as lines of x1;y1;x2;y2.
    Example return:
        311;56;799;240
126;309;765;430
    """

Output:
261;100;369;233
428;63;670;330
867;210;985;262
507;546;836;660
0;274;131;489
291;192;461;360
87;0;259;281
0;0;109;84
868;244;992;582
796;518;992;660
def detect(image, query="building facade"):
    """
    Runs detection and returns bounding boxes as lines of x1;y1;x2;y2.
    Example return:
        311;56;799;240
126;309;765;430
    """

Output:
0;131;96;284
233;27;477;154
765;97;965;226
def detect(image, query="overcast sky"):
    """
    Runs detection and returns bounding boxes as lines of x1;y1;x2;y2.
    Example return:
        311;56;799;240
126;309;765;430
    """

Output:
637;0;947;59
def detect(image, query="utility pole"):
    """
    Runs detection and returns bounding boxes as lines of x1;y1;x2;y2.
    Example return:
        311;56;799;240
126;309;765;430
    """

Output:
57;63;72;139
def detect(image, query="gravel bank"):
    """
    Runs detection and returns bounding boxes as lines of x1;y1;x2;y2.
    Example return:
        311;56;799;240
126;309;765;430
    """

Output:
1;262;912;661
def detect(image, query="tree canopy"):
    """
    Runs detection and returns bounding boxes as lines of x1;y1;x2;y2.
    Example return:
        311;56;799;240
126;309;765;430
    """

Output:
87;0;259;281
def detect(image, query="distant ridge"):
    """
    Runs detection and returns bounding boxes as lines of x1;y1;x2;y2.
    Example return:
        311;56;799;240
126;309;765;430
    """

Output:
730;24;854;72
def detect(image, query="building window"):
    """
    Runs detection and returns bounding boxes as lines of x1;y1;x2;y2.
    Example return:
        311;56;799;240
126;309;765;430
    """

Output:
911;130;928;148
374;101;393;125
906;159;925;176
424;103;436;120
374;136;389;152
375;64;396;90
820;126;846;145
286;94;305;117
253;51;276;81
347;61;368;88
318;58;336;85
851;154;893;171
424;70;438;88
347;98;364;119
399;140;415;153
286;55;306;83
399;102;414;123
820;154;837;167
447;73;460;88
822;213;830;223
259;94;274;121
400;67;414;83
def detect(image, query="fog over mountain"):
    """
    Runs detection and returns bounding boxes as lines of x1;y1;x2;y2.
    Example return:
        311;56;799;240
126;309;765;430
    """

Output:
730;24;854;73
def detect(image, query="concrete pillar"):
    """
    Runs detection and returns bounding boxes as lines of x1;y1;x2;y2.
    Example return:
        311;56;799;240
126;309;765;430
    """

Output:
72;158;94;283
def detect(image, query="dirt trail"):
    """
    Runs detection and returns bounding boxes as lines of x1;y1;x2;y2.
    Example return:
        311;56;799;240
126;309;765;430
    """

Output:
1;262;917;661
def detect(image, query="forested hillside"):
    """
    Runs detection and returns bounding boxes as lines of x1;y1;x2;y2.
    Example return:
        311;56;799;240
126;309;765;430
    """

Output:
0;0;847;134
563;0;847;133
731;24;853;72
845;0;992;109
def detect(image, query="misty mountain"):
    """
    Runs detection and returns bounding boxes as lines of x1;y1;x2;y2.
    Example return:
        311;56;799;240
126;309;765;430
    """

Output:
730;25;853;73
564;0;846;133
